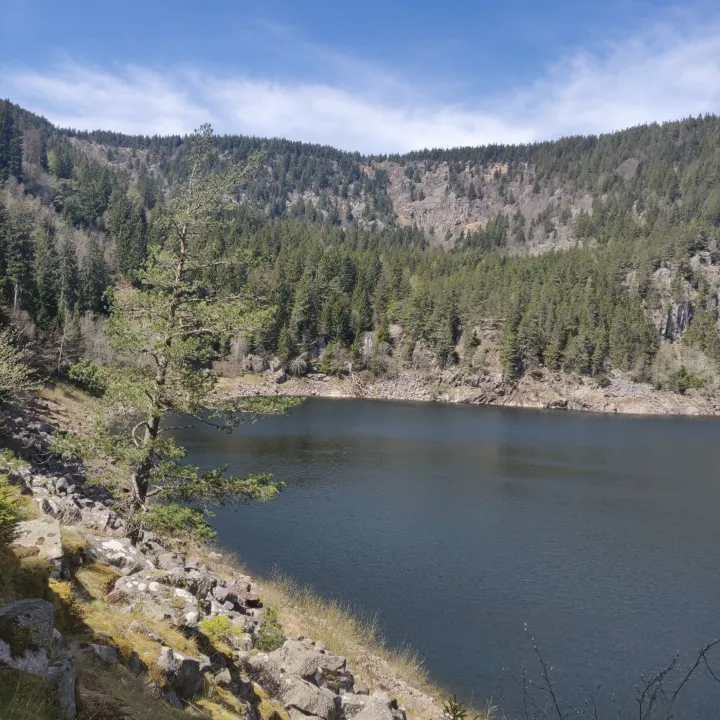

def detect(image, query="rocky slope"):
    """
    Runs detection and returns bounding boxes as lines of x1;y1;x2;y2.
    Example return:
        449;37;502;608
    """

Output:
0;406;447;720
218;362;719;417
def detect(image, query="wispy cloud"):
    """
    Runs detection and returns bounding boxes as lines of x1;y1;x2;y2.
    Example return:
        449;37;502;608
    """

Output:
2;19;720;153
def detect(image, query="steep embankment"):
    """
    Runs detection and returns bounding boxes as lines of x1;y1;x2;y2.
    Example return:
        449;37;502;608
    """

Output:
0;387;454;720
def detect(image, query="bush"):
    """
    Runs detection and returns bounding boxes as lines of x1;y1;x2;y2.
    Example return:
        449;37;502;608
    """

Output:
0;330;38;406
143;504;217;543
254;607;284;652
68;359;108;396
0;474;22;546
672;365;704;394
289;356;308;377
199;615;234;645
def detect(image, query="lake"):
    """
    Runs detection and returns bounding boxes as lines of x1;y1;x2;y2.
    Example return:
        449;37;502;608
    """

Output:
172;398;720;718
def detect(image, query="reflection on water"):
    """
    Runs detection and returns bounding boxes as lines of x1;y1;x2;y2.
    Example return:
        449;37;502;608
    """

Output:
171;399;720;717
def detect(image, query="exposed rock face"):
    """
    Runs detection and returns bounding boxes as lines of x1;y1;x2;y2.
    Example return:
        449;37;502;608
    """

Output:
663;301;695;340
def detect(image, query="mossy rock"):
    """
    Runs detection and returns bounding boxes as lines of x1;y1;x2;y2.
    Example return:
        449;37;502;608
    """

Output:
0;599;55;658
47;579;81;633
252;682;291;720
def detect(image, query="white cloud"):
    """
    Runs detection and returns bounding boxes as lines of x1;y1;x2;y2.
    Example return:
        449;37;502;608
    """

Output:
2;19;720;154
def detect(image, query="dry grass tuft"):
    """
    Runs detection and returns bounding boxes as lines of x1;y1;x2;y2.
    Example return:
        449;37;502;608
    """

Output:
47;578;82;632
75;563;120;600
262;572;429;688
60;527;88;566
0;665;60;720
75;653;190;720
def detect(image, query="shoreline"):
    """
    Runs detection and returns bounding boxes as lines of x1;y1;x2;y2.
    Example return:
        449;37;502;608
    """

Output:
2;384;454;720
216;368;720;418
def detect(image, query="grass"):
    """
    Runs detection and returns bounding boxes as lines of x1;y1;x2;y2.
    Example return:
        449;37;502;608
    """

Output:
0;666;61;720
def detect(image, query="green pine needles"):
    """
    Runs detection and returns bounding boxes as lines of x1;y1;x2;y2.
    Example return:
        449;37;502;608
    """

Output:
71;125;299;534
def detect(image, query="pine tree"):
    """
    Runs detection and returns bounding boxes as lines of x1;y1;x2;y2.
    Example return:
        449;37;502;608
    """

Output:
85;126;297;518
34;223;60;325
108;188;147;277
80;236;110;313
0;102;22;183
58;236;80;311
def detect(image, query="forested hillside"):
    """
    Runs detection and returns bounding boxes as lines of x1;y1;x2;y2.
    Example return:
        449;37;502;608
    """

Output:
1;98;719;405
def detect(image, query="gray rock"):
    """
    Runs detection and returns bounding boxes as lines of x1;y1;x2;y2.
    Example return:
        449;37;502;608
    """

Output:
0;599;56;655
82;534;155;575
185;555;208;571
156;647;209;700
164;688;183;709
353;692;405;720
108;571;198;626
231;632;253;652
157;552;185;570
280;675;339;720
46;650;77;718
88;643;118;664
269;639;351;692
342;694;371;719
125;650;143;676
11;518;64;577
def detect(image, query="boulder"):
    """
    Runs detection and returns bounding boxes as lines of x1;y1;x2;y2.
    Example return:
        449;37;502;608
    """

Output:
156;647;210;700
280;675;339;720
157;552;185;570
269;639;351;690
11;518;64;577
81;534;155;575
0;599;56;659
108;571;199;627
45;650;77;718
0;600;77;718
274;371;288;385
88;643;119;664
353;692;406;720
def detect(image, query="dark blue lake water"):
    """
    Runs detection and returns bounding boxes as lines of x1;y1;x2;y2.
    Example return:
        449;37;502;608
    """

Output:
172;398;720;718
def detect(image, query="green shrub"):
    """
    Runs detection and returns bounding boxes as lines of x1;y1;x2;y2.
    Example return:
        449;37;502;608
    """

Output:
0;474;22;546
672;365;704;394
254;607;284;652
143;504;216;543
68;359;108;397
199;615;234;645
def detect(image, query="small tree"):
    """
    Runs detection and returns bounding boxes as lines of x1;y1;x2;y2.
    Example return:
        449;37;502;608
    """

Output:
76;126;298;530
0;329;39;405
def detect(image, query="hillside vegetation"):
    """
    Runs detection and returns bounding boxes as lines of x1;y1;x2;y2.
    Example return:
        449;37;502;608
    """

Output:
1;99;719;405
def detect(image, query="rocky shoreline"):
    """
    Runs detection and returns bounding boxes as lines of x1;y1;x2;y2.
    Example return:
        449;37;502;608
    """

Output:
0;407;446;720
218;367;720;417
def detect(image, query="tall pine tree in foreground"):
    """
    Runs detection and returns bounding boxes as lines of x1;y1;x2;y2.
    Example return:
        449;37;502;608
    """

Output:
70;125;298;539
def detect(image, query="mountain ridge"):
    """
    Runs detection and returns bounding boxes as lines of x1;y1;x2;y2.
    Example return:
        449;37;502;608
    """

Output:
1;98;719;412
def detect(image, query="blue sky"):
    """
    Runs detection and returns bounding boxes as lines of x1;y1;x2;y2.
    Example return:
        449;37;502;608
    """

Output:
2;0;720;152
